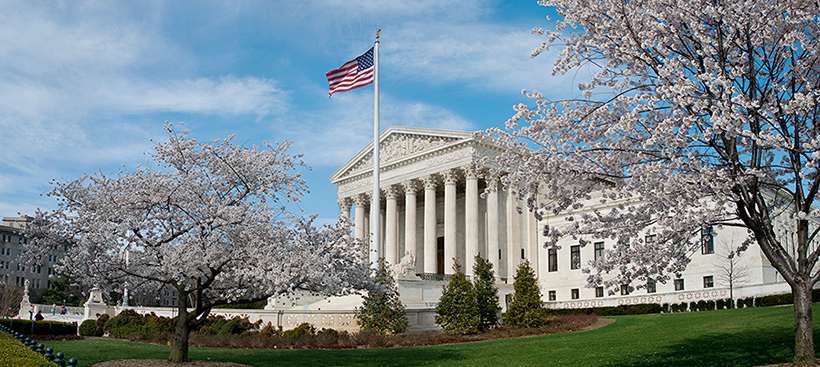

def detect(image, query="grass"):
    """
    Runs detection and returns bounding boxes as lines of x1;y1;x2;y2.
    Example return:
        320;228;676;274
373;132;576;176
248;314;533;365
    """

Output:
47;304;820;367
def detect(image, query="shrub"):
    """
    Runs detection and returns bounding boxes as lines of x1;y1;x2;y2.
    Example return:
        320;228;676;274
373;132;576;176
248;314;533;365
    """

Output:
506;260;550;328
283;323;316;339
96;313;110;334
473;255;501;330
79;320;101;337
0;331;54;367
0;319;77;336
436;259;480;334
356;258;409;335
104;309;145;339
757;293;793;307
260;322;281;337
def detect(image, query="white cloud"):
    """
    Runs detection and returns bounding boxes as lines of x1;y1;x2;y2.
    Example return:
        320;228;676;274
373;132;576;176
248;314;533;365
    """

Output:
276;93;475;168
106;76;289;116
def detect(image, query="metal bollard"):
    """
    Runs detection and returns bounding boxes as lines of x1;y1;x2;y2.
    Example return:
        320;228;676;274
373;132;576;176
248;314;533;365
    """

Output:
45;347;54;361
54;352;65;367
36;342;44;354
67;357;78;367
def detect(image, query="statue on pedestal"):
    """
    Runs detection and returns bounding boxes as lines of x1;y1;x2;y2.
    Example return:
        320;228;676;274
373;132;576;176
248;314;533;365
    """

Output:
393;251;420;280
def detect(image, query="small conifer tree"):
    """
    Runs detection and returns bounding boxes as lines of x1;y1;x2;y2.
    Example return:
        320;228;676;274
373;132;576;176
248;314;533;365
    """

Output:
355;258;409;335
435;258;480;334
472;255;500;330
506;259;550;328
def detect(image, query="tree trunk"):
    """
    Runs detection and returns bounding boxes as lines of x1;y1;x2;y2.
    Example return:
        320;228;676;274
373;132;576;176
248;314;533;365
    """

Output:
792;281;816;365
169;296;190;362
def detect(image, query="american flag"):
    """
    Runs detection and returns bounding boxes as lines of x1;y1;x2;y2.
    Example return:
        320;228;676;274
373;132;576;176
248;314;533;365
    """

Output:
326;47;374;97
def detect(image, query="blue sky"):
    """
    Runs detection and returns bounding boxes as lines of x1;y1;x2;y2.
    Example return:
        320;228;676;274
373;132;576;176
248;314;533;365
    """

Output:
0;0;587;225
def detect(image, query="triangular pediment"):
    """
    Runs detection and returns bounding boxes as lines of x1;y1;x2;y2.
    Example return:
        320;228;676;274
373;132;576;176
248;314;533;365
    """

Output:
329;126;476;184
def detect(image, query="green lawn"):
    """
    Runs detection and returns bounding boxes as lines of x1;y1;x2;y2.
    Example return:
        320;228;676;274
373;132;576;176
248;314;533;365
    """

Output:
48;305;820;366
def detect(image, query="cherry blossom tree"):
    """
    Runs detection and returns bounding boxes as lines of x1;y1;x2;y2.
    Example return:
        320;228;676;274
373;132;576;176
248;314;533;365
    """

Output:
481;1;820;364
24;124;370;362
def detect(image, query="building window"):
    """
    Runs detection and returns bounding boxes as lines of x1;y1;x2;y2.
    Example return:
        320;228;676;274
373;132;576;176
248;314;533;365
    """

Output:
521;248;525;260
498;249;502;260
645;234;656;244
647;280;656;293
702;226;714;254
595;286;604;298
674;278;685;291
548;290;556;301
548;248;558;272
570;245;581;270
571;289;580;299
703;275;714;288
594;242;604;261
620;284;630;295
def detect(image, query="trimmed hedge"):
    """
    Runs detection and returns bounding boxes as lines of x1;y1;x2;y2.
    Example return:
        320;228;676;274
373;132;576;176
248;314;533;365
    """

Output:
544;303;662;316
0;319;77;336
547;289;820;316
0;330;54;367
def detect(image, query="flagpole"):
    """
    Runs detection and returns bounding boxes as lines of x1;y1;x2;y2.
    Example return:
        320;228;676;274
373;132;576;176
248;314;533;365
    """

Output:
371;29;381;269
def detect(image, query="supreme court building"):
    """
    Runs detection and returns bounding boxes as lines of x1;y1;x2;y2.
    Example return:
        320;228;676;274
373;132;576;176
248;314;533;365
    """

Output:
330;126;794;310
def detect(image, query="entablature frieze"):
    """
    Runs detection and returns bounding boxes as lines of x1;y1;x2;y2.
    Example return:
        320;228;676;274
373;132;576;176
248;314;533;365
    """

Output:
335;144;488;198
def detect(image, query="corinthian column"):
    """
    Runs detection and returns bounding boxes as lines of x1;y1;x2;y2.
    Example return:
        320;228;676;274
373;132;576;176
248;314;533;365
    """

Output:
464;166;479;277
354;194;368;240
507;189;520;279
338;197;352;222
443;169;458;275
486;179;500;279
423;175;437;274
402;180;418;269
384;186;398;265
337;197;352;238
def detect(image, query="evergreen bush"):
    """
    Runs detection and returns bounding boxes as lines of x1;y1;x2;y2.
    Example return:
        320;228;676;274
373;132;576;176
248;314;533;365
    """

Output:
355;258;409;335
283;322;315;339
472;255;500;330
436;259;480;334
78;320;101;337
506;260;552;328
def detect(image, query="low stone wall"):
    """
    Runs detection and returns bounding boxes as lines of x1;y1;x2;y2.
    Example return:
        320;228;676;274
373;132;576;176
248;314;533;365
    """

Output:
543;283;795;310
82;302;440;333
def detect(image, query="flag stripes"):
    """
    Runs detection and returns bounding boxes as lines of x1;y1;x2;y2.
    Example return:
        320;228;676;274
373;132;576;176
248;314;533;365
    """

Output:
326;47;374;97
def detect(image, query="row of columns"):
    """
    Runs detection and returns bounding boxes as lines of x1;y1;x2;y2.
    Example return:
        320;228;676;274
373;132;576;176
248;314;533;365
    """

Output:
339;166;503;278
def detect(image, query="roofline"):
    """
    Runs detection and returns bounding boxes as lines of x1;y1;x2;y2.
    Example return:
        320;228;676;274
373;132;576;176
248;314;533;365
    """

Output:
328;126;477;183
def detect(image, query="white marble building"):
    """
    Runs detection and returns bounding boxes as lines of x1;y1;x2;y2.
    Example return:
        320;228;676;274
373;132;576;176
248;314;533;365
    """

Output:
331;126;795;310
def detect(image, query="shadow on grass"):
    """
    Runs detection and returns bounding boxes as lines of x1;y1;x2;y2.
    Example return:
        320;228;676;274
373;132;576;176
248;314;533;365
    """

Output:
600;323;807;367
190;344;468;367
